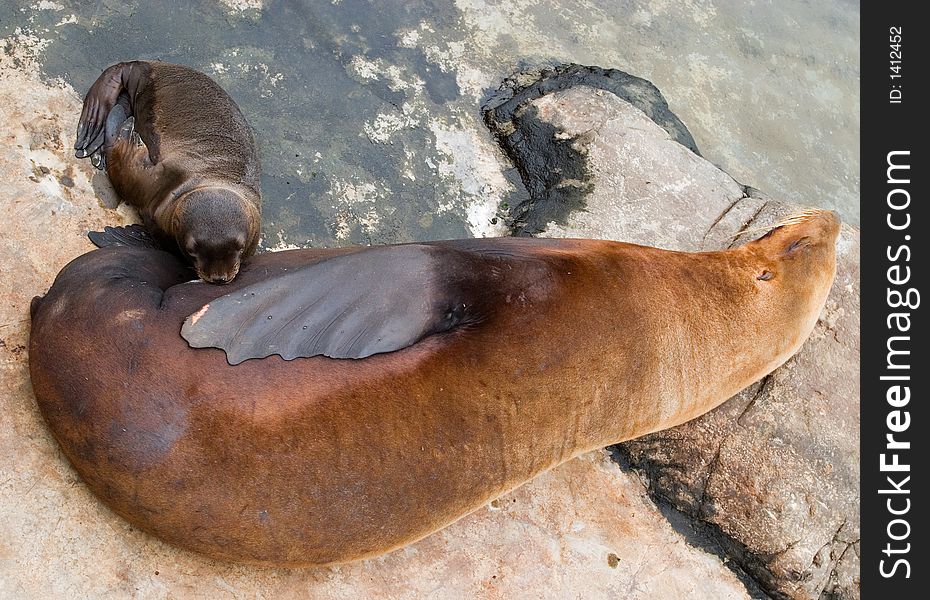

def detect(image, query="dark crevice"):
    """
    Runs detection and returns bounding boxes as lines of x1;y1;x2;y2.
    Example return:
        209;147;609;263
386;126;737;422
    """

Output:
702;183;774;248
811;519;859;597
727;201;770;248
702;196;744;247
737;374;772;426
760;538;802;562
696;446;723;519
818;539;858;599
740;183;769;201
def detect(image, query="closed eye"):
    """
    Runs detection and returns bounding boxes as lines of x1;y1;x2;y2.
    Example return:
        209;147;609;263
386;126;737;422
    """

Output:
784;237;811;254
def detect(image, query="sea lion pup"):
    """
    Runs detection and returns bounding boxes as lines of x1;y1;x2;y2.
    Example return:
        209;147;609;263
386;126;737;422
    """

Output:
74;60;262;283
29;210;840;566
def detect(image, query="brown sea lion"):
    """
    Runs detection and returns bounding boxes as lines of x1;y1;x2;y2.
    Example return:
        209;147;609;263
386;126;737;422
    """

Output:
28;209;839;566
74;60;262;283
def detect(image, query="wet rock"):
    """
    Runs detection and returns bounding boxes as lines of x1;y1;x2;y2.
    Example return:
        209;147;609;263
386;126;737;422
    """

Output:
488;71;860;599
483;64;700;235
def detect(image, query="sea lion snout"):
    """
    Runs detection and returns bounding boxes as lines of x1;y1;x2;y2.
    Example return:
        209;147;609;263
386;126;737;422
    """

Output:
203;273;232;285
774;208;841;250
190;250;242;285
776;210;840;284
199;264;239;285
185;235;245;284
752;208;841;266
794;208;840;243
176;187;258;285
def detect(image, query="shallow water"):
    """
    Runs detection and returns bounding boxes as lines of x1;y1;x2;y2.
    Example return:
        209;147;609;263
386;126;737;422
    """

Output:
2;0;859;249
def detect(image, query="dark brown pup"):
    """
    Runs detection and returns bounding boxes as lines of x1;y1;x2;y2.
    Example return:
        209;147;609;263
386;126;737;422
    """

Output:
74;60;262;283
29;210;839;566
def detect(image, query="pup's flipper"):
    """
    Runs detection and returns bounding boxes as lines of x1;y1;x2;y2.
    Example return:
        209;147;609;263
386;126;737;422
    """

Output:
75;61;148;159
88;224;160;249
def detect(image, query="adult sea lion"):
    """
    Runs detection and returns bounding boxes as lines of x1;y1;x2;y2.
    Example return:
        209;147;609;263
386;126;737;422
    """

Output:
74;60;262;283
28;210;840;566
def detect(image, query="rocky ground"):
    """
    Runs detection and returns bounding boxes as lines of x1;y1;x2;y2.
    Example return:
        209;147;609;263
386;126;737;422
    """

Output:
1;3;858;598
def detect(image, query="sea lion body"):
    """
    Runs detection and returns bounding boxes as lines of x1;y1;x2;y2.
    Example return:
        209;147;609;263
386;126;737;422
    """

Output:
28;211;839;565
74;61;262;283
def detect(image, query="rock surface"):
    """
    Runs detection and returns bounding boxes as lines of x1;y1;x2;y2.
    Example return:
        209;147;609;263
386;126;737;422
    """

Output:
485;74;860;599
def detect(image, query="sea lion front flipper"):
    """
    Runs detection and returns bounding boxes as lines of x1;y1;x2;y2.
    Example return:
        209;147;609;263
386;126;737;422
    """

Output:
181;245;474;363
83;94;133;170
75;61;149;158
76;63;126;157
88;224;160;249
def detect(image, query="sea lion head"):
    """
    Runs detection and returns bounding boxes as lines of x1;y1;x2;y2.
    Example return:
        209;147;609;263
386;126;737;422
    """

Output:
745;208;841;352
175;187;259;284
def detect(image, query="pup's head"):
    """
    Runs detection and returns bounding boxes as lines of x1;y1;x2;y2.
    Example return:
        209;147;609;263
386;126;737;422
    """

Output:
175;188;259;284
